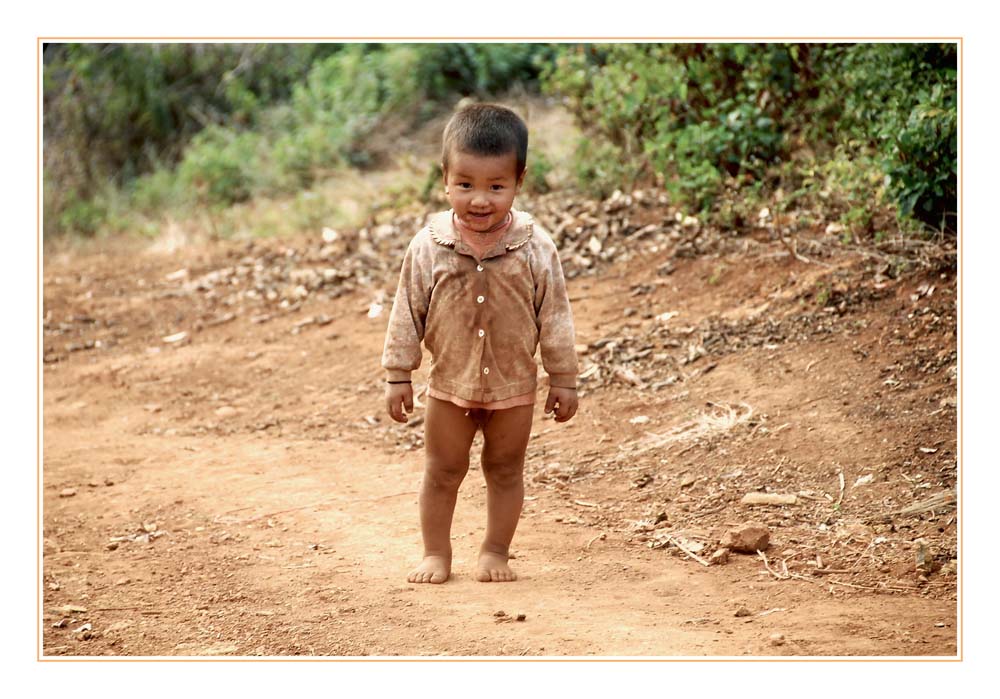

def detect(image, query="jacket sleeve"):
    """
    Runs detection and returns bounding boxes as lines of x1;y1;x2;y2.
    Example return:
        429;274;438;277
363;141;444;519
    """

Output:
532;229;579;389
381;232;433;381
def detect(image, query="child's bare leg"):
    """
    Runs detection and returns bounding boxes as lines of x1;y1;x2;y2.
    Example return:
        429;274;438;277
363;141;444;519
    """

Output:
408;397;477;584
477;403;534;582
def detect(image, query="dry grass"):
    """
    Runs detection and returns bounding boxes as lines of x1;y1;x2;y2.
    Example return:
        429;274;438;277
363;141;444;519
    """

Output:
624;402;754;457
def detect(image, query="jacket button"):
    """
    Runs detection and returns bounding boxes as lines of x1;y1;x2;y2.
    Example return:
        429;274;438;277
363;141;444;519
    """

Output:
476;295;485;303
476;264;484;272
483;367;490;375
478;329;485;337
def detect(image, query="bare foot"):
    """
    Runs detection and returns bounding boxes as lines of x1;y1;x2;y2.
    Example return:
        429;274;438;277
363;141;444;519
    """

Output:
407;555;451;584
476;550;517;582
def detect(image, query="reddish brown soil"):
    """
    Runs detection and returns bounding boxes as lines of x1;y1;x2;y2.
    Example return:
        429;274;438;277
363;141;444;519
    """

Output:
41;219;957;657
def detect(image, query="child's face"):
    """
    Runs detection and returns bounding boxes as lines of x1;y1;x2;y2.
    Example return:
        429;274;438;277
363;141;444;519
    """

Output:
444;150;524;233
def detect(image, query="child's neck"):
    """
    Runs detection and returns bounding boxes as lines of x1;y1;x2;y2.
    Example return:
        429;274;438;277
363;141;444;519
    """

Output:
453;211;513;257
452;210;512;238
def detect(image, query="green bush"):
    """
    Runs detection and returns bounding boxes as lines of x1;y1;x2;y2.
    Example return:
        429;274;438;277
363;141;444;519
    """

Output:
523;151;554;194
542;44;803;212
178;127;262;206
56;187;107;236
412;44;558;100
542;42;957;233
44;42;563;236
886;83;957;229
129;167;187;214
817;43;957;232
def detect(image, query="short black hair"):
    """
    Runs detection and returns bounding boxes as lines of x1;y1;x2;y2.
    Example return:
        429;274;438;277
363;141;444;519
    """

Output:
441;103;529;179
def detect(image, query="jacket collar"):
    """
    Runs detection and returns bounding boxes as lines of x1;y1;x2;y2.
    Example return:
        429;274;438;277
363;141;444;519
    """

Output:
428;209;534;256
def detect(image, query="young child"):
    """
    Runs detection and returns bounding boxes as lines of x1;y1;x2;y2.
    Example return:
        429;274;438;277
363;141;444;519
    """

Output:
382;103;579;584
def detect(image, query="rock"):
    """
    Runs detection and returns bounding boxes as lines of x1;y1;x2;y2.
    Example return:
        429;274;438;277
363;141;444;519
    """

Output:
629;415;650;425
740;492;798;506
719;523;770;553
853;474;875;488
516;614;526;622
197;643;239;656
734;607;752;617
632;474;654;489
59;488;77;498
162;331;188;344
87;480;102;488
769;633;785;646
710;548;730;565
214;406;238;419
106;541;119;551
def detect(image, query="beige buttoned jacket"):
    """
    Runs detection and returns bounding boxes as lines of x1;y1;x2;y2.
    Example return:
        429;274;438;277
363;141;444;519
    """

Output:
381;209;578;404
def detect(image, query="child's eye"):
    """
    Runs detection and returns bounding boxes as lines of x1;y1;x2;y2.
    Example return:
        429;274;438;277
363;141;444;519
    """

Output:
458;182;472;189
491;184;504;191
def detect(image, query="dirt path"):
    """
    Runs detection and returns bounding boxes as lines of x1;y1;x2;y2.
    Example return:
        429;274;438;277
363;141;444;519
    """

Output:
42;232;958;657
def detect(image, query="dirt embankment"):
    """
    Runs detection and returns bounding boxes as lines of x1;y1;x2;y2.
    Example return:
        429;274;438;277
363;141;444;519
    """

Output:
42;198;957;657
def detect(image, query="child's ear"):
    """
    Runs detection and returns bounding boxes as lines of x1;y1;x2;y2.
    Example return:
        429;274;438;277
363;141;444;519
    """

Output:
516;170;526;192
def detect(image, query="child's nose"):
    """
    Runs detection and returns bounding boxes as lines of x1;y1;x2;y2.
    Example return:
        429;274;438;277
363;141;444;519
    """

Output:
471;190;489;206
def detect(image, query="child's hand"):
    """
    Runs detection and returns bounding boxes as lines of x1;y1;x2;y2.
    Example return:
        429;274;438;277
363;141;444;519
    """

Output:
385;383;414;423
544;386;578;423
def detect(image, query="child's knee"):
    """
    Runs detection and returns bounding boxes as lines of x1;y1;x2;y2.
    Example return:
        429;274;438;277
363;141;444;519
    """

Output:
425;458;469;490
481;455;524;488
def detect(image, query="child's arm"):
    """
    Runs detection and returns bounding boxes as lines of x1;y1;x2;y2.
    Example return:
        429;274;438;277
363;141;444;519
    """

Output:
382;235;432;422
533;232;579;422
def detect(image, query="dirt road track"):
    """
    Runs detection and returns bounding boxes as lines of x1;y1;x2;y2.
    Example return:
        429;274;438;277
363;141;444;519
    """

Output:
42;238;957;657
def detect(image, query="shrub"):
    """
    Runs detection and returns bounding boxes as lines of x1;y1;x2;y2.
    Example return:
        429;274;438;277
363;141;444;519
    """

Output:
542;42;957;233
818;43;957;232
542;44;802;212
178;127;262;206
